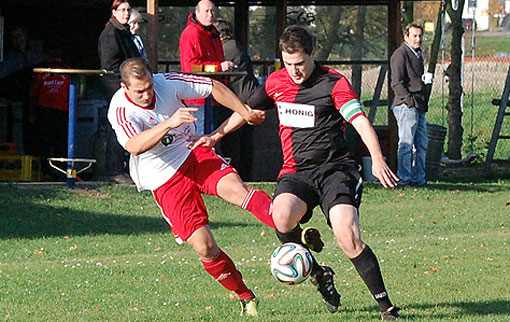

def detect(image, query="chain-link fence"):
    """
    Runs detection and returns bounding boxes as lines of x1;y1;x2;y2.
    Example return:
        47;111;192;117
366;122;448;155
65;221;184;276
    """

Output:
331;57;510;164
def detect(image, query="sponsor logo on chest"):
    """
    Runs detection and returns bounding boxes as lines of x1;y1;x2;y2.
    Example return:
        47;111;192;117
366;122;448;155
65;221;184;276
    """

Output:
276;102;315;128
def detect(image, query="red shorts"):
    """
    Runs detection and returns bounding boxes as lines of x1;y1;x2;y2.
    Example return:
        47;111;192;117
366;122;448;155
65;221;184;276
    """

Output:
153;147;236;242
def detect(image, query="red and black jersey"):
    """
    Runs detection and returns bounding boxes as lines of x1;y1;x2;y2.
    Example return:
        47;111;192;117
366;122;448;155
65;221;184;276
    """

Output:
248;63;365;177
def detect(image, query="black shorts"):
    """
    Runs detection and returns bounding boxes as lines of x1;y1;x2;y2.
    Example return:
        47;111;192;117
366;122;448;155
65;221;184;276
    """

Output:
274;163;363;226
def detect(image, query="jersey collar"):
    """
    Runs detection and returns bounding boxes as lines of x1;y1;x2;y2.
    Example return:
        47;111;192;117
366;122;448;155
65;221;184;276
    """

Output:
124;91;156;110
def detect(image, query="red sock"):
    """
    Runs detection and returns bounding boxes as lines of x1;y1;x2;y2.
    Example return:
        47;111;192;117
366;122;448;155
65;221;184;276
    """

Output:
201;249;253;300
241;189;275;228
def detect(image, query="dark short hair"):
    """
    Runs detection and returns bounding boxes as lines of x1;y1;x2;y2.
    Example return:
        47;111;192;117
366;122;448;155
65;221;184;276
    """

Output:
404;23;423;36
279;25;314;55
120;58;152;86
213;18;233;39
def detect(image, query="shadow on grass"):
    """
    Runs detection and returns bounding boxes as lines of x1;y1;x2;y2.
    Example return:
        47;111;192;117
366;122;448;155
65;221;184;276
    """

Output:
353;300;510;319
402;300;510;319
365;181;510;193
420;182;510;192
0;186;254;240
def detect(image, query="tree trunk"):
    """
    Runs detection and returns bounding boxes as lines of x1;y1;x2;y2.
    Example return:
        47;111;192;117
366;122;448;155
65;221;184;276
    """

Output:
350;6;367;97
445;0;466;160
425;2;445;104
315;7;343;60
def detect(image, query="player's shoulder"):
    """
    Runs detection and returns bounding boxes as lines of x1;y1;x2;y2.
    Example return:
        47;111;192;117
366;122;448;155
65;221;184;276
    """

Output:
266;69;289;90
318;65;345;81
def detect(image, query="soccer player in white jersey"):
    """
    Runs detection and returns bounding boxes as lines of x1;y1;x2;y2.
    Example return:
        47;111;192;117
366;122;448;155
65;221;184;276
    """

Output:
108;57;274;316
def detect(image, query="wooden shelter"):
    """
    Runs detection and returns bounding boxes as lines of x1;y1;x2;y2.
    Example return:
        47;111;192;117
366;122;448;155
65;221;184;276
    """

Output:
0;0;405;179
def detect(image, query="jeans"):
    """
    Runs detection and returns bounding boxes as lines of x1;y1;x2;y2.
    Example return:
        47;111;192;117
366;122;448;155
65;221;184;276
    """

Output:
392;104;428;185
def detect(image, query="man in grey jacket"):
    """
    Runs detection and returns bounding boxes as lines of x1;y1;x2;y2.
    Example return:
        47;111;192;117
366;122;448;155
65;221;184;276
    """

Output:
390;23;431;187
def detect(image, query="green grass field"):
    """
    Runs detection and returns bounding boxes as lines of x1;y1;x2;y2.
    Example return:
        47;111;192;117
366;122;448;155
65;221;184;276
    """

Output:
1;182;510;321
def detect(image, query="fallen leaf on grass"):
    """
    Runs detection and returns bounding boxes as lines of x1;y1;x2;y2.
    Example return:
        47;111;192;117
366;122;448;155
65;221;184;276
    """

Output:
69;245;78;251
160;273;166;279
154;247;161;252
430;221;436;225
205;306;212;310
409;218;415;222
397;193;405;198
265;293;276;299
260;230;266;237
5;313;10;320
395;215;400;219
480;244;486;248
33;249;44;255
128;307;144;311
114;270;125;275
63;235;71;240
94;306;100;312
424;267;438;274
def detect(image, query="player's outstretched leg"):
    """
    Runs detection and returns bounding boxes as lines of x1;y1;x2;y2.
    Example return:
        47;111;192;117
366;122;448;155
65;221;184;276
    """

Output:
276;225;340;313
240;297;259;317
200;248;257;315
310;265;341;313
350;245;398;319
241;188;275;228
381;306;400;321
301;227;324;252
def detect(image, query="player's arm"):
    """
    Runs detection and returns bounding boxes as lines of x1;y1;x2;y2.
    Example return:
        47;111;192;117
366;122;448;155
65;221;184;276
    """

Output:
189;84;273;149
210;79;265;125
188;110;249;150
125;107;198;155
351;115;399;188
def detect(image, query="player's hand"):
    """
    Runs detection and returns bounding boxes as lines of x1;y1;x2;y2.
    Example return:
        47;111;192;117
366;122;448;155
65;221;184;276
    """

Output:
187;135;218;150
245;107;266;125
221;61;235;71
371;157;399;188
166;107;198;128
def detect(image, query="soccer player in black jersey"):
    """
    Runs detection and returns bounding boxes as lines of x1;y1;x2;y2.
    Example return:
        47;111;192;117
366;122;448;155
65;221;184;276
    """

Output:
189;25;401;320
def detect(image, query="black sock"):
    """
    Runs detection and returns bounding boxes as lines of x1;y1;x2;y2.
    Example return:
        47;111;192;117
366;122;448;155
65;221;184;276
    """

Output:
275;225;322;273
275;225;302;244
350;245;392;312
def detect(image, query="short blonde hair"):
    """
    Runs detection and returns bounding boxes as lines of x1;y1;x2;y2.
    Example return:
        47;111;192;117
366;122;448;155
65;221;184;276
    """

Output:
128;9;143;25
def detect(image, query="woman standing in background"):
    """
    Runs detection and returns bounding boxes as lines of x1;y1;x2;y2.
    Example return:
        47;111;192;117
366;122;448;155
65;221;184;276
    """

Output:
98;0;140;100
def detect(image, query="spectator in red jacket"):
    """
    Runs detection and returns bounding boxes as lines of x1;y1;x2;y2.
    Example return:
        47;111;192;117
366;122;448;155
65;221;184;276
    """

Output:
29;45;70;180
179;0;234;135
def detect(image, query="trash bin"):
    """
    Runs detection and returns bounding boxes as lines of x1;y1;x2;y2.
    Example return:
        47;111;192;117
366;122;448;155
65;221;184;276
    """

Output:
425;123;447;181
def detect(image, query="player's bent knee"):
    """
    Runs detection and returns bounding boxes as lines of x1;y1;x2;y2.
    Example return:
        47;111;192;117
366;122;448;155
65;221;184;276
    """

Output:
194;242;219;259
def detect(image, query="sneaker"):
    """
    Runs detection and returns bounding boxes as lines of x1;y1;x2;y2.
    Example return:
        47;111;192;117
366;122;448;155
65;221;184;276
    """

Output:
381;307;400;321
310;266;341;313
240;297;259;317
301;227;324;252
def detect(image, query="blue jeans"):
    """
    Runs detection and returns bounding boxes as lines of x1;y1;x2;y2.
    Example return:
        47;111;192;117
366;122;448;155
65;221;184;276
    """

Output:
393;104;428;185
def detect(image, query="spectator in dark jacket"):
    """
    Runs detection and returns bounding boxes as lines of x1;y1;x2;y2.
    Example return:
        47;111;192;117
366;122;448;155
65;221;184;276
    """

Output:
390;23;431;187
98;0;141;101
98;0;140;181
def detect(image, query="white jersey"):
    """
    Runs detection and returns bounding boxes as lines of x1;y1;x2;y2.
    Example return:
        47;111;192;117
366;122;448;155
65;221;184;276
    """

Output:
108;73;213;191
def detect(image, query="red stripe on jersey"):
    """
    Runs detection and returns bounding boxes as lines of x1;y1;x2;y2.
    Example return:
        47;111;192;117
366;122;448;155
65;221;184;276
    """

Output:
265;69;300;177
116;107;137;138
124;91;156;110
164;73;212;86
